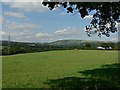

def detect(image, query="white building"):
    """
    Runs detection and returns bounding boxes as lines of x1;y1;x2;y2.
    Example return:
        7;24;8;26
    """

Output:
106;47;112;50
97;46;105;50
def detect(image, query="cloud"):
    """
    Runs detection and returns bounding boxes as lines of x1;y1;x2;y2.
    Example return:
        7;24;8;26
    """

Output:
6;22;41;30
35;33;50;38
116;22;120;28
0;17;2;24
1;30;34;42
1;31;54;42
0;16;4;24
84;15;93;19
60;12;66;16
4;12;27;19
2;25;82;42
0;31;7;36
111;38;118;42
0;31;6;40
3;0;49;13
18;27;80;42
35;27;81;41
54;27;80;36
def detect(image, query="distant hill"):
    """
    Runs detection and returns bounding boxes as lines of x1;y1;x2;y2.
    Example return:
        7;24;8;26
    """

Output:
1;39;118;47
48;39;116;49
1;40;119;55
48;40;100;46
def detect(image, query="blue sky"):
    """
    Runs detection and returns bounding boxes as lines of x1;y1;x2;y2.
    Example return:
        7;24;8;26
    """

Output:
1;0;119;43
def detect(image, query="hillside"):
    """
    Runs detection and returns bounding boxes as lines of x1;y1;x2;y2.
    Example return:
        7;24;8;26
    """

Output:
1;40;119;55
49;40;101;46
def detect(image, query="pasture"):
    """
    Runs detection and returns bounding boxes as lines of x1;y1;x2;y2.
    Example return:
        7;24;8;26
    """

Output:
2;50;119;89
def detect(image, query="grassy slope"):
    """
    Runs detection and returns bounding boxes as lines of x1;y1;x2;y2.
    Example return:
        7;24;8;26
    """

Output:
2;50;118;88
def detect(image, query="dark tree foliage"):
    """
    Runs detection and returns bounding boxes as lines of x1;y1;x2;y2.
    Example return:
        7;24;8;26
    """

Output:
42;1;120;37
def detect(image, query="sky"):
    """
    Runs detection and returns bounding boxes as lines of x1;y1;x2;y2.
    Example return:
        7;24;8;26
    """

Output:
0;0;119;43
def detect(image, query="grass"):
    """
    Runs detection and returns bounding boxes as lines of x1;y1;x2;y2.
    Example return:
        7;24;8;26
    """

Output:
2;50;119;88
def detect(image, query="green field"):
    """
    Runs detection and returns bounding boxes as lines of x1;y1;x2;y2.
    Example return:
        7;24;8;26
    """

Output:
2;50;119;89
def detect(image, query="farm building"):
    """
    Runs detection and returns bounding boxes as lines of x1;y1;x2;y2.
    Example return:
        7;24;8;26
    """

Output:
97;46;105;50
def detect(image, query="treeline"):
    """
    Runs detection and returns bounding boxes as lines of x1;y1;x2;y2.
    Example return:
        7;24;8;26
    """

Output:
1;40;120;55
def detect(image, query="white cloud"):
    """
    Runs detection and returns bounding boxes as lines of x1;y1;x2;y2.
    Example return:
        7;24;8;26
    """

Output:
6;22;41;30
35;33;50;38
55;27;80;36
84;15;93;19
3;0;49;13
0;16;5;24
111;38;118;42
15;27;81;42
116;22;120;28
60;12;66;16
0;31;7;36
4;12;27;19
0;17;2;24
2;25;83;42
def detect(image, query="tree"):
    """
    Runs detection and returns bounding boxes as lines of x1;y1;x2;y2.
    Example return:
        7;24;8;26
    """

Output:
42;1;120;37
